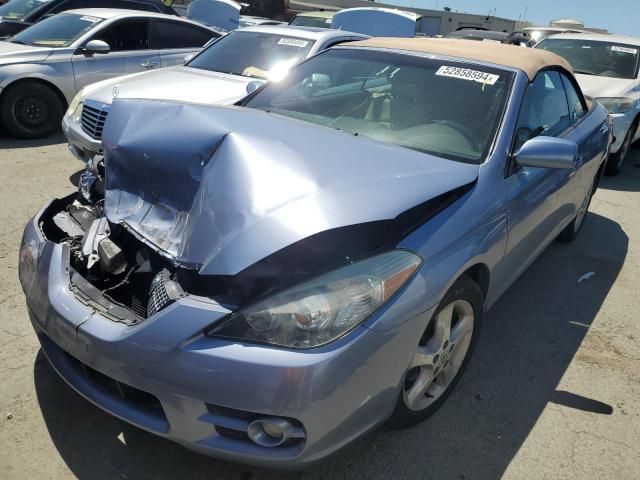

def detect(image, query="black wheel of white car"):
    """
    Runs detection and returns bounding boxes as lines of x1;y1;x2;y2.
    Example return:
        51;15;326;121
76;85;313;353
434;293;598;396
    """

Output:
388;276;482;429
606;121;636;176
1;82;63;139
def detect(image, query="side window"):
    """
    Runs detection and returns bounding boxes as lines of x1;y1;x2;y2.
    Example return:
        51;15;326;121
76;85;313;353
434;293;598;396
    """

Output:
110;1;160;12
561;73;587;124
150;20;216;49
46;0;85;15
92;19;149;52
514;70;571;150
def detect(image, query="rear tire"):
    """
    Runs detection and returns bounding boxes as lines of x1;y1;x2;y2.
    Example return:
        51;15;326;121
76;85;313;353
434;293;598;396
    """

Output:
559;174;598;242
387;276;483;430
0;81;63;139
606;121;636;176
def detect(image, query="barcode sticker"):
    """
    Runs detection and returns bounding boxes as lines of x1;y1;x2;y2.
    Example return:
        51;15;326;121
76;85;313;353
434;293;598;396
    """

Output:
611;46;638;54
277;38;309;48
436;65;500;85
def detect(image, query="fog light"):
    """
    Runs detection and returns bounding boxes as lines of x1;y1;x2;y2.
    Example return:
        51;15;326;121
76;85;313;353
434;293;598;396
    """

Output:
247;417;293;447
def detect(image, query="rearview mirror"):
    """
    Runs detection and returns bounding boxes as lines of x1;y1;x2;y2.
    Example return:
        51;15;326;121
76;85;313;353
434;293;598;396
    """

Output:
515;136;578;169
83;40;110;55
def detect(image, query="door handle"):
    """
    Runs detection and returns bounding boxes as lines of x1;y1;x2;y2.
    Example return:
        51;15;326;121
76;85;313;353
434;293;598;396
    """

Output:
141;60;159;69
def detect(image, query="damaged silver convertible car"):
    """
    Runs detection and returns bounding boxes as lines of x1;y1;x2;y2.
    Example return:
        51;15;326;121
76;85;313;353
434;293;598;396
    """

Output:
20;38;611;467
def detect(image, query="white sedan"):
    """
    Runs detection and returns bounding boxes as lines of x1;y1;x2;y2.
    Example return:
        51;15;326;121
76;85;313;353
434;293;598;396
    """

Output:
537;33;640;175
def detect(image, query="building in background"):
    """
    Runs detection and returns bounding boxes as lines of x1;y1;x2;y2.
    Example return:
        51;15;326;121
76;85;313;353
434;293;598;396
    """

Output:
287;0;517;35
550;18;608;34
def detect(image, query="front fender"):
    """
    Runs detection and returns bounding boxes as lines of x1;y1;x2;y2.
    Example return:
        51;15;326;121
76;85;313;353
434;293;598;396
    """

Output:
0;64;75;103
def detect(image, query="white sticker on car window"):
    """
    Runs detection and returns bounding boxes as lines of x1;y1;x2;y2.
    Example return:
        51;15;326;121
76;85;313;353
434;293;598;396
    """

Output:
611;46;638;54
435;65;500;85
277;38;309;48
80;16;102;23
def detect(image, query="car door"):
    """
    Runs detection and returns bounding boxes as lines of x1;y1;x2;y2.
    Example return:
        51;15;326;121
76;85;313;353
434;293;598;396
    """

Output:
149;18;219;67
71;17;161;91
561;72;608;197
502;69;580;283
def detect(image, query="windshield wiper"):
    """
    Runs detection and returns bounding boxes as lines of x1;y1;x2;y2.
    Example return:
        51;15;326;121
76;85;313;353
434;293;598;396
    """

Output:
574;69;596;76
10;40;28;45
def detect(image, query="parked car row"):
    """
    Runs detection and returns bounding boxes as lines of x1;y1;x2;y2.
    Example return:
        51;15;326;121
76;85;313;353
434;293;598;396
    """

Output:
0;8;220;137
17;10;618;465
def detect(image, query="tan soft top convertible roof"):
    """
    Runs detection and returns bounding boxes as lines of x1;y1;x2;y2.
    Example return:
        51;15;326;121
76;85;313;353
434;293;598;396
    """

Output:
347;38;574;81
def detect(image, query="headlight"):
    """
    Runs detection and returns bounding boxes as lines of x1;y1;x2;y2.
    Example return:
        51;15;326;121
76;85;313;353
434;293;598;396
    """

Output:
595;97;635;114
64;89;85;122
207;250;423;349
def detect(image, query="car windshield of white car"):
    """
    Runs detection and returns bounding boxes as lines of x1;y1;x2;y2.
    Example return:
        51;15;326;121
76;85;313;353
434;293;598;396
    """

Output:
187;30;314;80
538;38;640;80
10;12;102;47
0;0;51;20
244;48;513;165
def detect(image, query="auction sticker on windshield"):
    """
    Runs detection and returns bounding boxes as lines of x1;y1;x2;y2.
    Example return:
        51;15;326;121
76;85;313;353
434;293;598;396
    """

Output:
277;38;309;48
80;16;102;23
436;66;500;85
611;46;638;54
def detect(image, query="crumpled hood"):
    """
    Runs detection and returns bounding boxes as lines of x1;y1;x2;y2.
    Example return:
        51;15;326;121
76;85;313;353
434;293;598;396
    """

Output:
0;41;51;65
576;74;636;98
102;99;479;275
87;66;257;106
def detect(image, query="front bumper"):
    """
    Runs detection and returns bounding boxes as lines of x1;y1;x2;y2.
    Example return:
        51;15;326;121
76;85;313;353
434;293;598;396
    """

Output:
62;116;103;163
19;200;434;467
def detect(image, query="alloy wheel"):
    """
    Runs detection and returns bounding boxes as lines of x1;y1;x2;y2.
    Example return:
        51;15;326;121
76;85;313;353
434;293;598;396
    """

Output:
403;299;475;412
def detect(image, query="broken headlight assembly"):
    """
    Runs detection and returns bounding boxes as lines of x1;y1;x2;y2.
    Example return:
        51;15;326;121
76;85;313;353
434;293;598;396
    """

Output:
207;250;423;349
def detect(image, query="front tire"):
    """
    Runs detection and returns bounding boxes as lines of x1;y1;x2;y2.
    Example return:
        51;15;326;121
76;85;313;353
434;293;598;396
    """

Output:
0;81;64;139
387;276;483;430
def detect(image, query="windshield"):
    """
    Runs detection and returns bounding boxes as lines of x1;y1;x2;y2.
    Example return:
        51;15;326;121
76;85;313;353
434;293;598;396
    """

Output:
11;12;102;47
188;30;314;80
0;0;51;20
537;38;640;79
289;15;332;28
244;49;513;164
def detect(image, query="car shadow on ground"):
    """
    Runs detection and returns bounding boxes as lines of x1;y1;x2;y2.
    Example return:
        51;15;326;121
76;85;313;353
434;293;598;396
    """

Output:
33;208;628;480
0;132;65;149
599;147;640;192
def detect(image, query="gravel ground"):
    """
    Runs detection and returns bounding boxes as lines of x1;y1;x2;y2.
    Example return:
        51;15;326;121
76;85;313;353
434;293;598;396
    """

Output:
0;134;639;480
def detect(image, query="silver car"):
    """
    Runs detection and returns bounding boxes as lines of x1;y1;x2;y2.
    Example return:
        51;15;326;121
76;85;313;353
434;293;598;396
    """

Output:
62;25;368;163
0;8;219;138
537;33;640;175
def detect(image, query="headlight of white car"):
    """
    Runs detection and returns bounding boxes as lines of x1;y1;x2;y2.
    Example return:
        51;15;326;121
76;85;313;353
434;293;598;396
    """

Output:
207;250;423;349
595;97;635;114
64;89;85;122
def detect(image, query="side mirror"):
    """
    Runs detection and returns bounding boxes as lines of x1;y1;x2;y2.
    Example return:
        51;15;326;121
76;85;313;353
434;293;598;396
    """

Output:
183;53;195;64
246;80;263;95
83;40;110;55
515;136;578;169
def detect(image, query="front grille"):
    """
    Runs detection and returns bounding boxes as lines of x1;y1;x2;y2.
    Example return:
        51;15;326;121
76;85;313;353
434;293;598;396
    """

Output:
81;102;109;140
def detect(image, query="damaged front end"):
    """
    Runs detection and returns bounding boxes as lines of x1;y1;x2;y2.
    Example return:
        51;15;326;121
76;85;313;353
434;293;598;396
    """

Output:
40;193;185;325
34;99;479;328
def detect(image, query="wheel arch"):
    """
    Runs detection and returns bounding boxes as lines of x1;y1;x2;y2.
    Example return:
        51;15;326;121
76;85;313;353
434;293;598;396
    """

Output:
0;77;69;111
459;263;490;305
